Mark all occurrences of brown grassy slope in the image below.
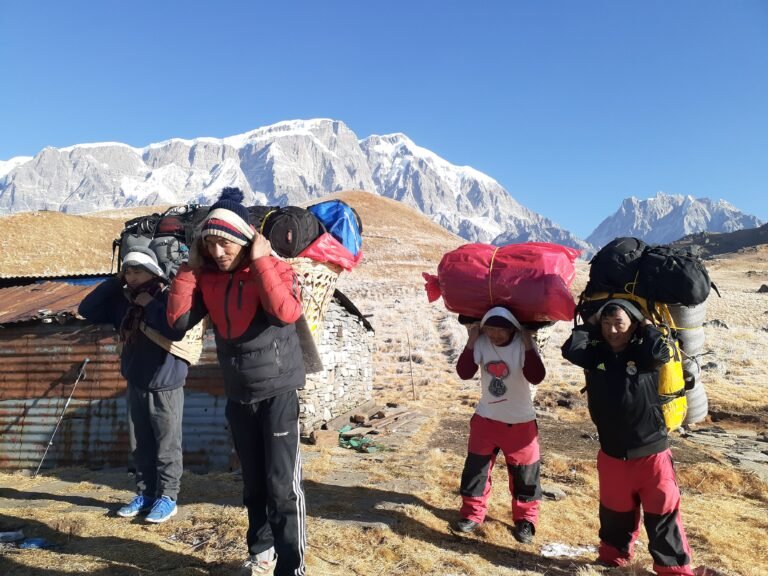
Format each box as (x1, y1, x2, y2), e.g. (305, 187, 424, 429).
(0, 190, 461, 278)
(0, 193, 766, 576)
(0, 211, 124, 276)
(695, 246, 768, 415)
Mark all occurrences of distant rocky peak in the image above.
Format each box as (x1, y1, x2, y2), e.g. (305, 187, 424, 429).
(588, 191, 762, 247)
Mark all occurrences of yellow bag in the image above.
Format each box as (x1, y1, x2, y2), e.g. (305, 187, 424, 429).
(657, 336, 687, 431)
(577, 291, 687, 431)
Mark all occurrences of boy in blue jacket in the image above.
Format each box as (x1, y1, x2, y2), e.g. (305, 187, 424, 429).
(78, 247, 187, 523)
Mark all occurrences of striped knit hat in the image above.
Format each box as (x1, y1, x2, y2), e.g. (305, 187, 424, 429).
(201, 187, 255, 246)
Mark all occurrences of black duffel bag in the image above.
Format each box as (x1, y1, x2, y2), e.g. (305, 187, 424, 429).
(634, 245, 712, 306)
(261, 206, 323, 258)
(248, 204, 279, 230)
(585, 237, 649, 295)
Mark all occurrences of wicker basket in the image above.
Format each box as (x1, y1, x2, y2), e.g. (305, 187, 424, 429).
(140, 316, 208, 365)
(287, 257, 343, 343)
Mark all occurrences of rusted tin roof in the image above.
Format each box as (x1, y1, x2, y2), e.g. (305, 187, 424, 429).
(0, 270, 113, 280)
(0, 322, 231, 472)
(0, 289, 369, 472)
(0, 282, 97, 325)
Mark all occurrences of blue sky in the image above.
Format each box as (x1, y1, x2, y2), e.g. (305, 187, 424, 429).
(1, 0, 766, 238)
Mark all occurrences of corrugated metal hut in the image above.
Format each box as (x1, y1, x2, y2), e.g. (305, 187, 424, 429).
(0, 277, 374, 473)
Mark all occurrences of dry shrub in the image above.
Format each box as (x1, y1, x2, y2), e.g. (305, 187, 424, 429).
(541, 454, 594, 487)
(168, 506, 246, 564)
(52, 515, 89, 538)
(678, 462, 768, 502)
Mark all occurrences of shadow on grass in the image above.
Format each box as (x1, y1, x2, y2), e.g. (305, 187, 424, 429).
(0, 477, 597, 574)
(0, 467, 243, 510)
(0, 487, 110, 511)
(304, 479, 592, 575)
(0, 512, 216, 576)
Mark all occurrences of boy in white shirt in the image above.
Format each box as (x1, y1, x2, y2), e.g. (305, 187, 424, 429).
(452, 306, 545, 544)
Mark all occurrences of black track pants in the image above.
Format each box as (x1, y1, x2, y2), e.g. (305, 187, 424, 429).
(226, 390, 306, 576)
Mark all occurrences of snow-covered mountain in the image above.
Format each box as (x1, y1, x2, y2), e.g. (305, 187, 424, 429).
(587, 192, 763, 249)
(359, 133, 592, 251)
(0, 119, 588, 251)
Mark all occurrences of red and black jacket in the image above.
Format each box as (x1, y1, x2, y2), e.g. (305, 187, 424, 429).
(167, 256, 304, 404)
(561, 324, 671, 459)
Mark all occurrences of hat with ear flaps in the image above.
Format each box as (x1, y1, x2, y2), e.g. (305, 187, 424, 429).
(597, 299, 646, 322)
(122, 246, 167, 280)
(201, 187, 255, 246)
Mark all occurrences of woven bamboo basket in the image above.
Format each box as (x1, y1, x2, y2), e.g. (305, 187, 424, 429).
(287, 257, 343, 343)
(139, 316, 208, 365)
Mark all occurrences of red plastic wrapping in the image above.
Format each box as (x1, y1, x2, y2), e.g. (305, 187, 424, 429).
(297, 232, 363, 271)
(423, 242, 580, 322)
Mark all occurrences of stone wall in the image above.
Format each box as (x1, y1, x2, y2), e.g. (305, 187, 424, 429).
(298, 299, 375, 436)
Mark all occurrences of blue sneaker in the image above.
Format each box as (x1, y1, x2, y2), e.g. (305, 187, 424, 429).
(116, 495, 155, 518)
(145, 496, 178, 523)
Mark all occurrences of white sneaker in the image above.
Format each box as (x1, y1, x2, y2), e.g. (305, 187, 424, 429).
(242, 548, 276, 575)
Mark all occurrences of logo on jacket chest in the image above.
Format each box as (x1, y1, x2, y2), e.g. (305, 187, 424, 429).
(485, 360, 510, 397)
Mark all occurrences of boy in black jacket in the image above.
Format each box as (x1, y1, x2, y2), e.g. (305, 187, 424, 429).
(78, 247, 187, 523)
(561, 299, 694, 575)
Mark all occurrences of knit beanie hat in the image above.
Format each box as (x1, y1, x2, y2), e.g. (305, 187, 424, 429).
(597, 299, 645, 322)
(201, 187, 255, 246)
(480, 306, 522, 331)
(122, 246, 166, 279)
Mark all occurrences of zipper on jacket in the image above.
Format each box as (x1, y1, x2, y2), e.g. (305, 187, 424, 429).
(224, 273, 234, 339)
(237, 280, 244, 310)
(274, 340, 282, 371)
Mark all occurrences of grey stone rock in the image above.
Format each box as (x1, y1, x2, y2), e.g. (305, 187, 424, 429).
(541, 485, 567, 501)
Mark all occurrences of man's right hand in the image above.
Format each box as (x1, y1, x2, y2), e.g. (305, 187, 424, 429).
(250, 231, 272, 261)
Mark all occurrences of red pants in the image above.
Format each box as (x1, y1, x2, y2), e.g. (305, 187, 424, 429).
(459, 415, 540, 525)
(597, 449, 693, 575)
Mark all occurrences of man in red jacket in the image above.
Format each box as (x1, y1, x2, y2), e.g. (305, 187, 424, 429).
(167, 188, 306, 576)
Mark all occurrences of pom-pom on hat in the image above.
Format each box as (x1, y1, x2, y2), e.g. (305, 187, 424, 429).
(480, 306, 522, 331)
(122, 246, 166, 280)
(201, 187, 255, 247)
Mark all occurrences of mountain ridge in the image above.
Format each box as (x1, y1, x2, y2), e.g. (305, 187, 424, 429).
(0, 119, 590, 253)
(587, 191, 762, 247)
(1, 119, 761, 254)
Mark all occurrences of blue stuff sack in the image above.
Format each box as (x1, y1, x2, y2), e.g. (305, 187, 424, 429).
(307, 200, 363, 257)
(19, 538, 52, 549)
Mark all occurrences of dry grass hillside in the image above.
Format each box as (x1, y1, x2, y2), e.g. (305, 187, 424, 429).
(1, 192, 766, 576)
(0, 191, 460, 278)
(0, 211, 124, 276)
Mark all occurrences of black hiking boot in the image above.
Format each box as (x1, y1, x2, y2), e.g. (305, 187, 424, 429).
(512, 520, 534, 544)
(451, 518, 480, 533)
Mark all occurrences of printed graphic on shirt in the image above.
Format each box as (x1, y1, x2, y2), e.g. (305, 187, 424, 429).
(485, 360, 510, 397)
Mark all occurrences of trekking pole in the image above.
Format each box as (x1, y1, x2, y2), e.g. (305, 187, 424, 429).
(405, 328, 416, 400)
(33, 358, 90, 478)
